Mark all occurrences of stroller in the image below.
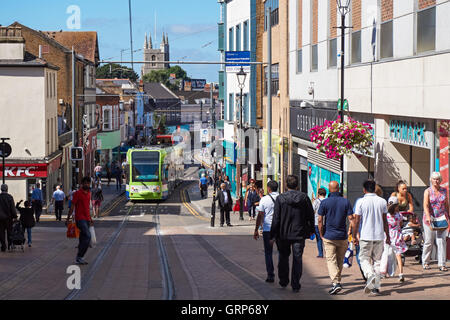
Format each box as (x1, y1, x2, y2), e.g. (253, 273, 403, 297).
(399, 212, 423, 265)
(9, 221, 25, 252)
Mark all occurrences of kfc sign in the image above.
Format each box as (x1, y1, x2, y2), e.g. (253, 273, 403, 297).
(0, 164, 48, 178)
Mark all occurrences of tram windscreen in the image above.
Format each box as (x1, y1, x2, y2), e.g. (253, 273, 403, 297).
(131, 151, 160, 182)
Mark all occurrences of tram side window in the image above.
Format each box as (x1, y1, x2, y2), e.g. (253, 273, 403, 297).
(125, 164, 130, 184)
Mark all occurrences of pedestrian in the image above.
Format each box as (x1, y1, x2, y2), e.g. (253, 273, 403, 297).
(199, 174, 209, 199)
(215, 183, 233, 227)
(52, 185, 65, 221)
(312, 188, 326, 258)
(106, 164, 112, 187)
(15, 200, 35, 247)
(223, 175, 231, 192)
(386, 196, 407, 282)
(353, 180, 391, 296)
(318, 181, 355, 295)
(91, 182, 104, 219)
(31, 182, 43, 223)
(270, 175, 315, 293)
(254, 180, 279, 283)
(422, 172, 449, 272)
(94, 163, 102, 183)
(246, 184, 260, 221)
(115, 165, 123, 191)
(66, 177, 94, 265)
(198, 165, 206, 179)
(0, 185, 18, 252)
(391, 181, 414, 213)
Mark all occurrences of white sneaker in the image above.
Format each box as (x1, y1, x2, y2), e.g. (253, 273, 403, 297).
(364, 275, 376, 294)
(76, 257, 88, 265)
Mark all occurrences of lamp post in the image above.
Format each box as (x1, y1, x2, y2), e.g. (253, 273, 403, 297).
(236, 67, 247, 221)
(336, 0, 351, 195)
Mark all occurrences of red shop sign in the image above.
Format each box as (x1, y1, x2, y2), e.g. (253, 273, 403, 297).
(0, 164, 48, 178)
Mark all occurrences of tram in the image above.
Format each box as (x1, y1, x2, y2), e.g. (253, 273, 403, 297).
(125, 145, 184, 201)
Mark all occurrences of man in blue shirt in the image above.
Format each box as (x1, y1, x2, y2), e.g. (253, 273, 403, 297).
(31, 183, 43, 223)
(199, 174, 209, 199)
(52, 185, 66, 221)
(318, 181, 355, 295)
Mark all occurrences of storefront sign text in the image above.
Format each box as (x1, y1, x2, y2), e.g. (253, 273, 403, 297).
(389, 120, 430, 148)
(0, 164, 48, 178)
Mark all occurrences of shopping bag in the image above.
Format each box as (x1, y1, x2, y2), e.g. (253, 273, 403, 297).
(48, 204, 54, 213)
(244, 203, 249, 212)
(233, 202, 240, 212)
(343, 242, 354, 268)
(380, 244, 389, 275)
(66, 221, 80, 239)
(386, 245, 397, 277)
(89, 226, 97, 247)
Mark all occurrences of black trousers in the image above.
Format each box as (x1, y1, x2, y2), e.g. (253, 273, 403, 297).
(0, 219, 12, 251)
(55, 201, 64, 221)
(32, 201, 42, 222)
(220, 208, 231, 226)
(276, 239, 305, 290)
(200, 185, 208, 198)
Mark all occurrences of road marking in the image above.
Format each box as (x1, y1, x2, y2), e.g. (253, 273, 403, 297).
(180, 185, 209, 222)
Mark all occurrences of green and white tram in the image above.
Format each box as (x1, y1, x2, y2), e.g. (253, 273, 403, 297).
(125, 145, 184, 201)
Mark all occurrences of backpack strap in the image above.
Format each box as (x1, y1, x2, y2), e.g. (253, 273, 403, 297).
(268, 194, 276, 204)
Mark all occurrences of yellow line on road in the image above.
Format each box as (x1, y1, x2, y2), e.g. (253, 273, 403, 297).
(180, 185, 209, 222)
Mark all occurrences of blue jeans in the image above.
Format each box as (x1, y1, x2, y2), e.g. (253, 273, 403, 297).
(76, 220, 91, 259)
(314, 226, 323, 257)
(263, 232, 275, 279)
(26, 227, 32, 245)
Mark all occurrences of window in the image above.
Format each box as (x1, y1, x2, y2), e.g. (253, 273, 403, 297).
(132, 151, 160, 182)
(152, 55, 156, 67)
(265, 64, 279, 96)
(351, 31, 361, 64)
(264, 0, 279, 31)
(229, 27, 234, 51)
(297, 49, 303, 73)
(328, 38, 337, 68)
(103, 107, 112, 131)
(311, 44, 318, 71)
(243, 21, 249, 51)
(417, 6, 436, 53)
(236, 24, 241, 51)
(380, 21, 393, 59)
(243, 94, 249, 124)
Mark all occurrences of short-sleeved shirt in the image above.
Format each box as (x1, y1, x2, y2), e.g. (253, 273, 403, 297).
(200, 177, 208, 185)
(318, 192, 353, 240)
(31, 188, 43, 202)
(354, 193, 387, 241)
(53, 190, 65, 202)
(256, 192, 279, 232)
(72, 189, 91, 221)
(313, 198, 324, 226)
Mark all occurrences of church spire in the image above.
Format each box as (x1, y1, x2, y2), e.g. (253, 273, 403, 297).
(149, 33, 153, 49)
(144, 33, 148, 49)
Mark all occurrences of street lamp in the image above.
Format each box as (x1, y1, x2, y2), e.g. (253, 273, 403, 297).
(236, 67, 247, 221)
(336, 0, 351, 196)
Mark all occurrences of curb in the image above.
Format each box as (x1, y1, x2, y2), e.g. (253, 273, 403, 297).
(100, 192, 126, 217)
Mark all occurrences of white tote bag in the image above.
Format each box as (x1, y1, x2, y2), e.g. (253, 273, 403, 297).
(89, 226, 97, 247)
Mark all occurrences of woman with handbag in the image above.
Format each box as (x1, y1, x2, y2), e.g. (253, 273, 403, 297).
(422, 172, 449, 272)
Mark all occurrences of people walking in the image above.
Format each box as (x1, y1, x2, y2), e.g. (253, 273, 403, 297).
(31, 183, 43, 223)
(66, 177, 93, 265)
(254, 180, 279, 283)
(312, 188, 326, 258)
(391, 181, 414, 213)
(0, 185, 18, 252)
(16, 200, 35, 247)
(106, 164, 112, 187)
(246, 185, 260, 221)
(353, 180, 391, 296)
(318, 181, 355, 295)
(386, 196, 408, 282)
(52, 185, 65, 221)
(199, 174, 209, 199)
(270, 175, 315, 293)
(198, 165, 206, 179)
(91, 182, 104, 219)
(94, 163, 103, 183)
(422, 172, 449, 272)
(115, 165, 123, 191)
(223, 176, 231, 192)
(215, 183, 233, 227)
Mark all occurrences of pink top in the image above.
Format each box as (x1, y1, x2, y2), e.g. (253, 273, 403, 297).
(424, 187, 448, 226)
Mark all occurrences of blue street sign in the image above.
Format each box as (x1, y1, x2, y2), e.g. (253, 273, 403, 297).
(225, 51, 251, 72)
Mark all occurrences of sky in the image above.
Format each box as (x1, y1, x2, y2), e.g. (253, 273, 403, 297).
(0, 0, 220, 82)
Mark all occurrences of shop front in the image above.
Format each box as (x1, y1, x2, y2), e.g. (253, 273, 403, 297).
(223, 139, 237, 197)
(290, 104, 339, 196)
(97, 130, 121, 168)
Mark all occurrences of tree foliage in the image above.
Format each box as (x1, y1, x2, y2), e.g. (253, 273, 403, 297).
(96, 63, 139, 82)
(142, 66, 190, 91)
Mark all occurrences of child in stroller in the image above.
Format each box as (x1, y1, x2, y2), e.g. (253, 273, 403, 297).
(400, 212, 423, 263)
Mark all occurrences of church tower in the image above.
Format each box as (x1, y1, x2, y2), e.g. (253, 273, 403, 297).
(142, 32, 169, 78)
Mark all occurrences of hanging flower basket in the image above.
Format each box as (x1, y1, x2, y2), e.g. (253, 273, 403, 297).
(309, 117, 374, 160)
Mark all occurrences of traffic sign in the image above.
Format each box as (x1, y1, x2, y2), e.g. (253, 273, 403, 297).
(0, 142, 12, 158)
(225, 51, 251, 73)
(70, 147, 84, 161)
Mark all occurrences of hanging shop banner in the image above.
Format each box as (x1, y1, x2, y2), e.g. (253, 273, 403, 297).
(290, 107, 338, 141)
(389, 119, 433, 149)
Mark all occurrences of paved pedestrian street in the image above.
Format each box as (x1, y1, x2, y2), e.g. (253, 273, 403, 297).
(0, 167, 448, 301)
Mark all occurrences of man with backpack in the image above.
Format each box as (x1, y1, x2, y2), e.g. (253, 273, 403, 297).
(0, 184, 18, 252)
(270, 175, 315, 293)
(254, 180, 279, 283)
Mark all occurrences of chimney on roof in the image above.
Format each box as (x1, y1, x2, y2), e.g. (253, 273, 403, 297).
(0, 26, 25, 60)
